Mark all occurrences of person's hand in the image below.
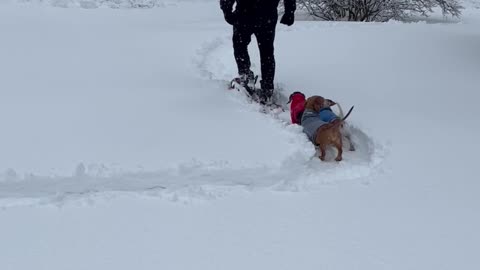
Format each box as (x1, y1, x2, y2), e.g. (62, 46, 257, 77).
(280, 11, 294, 26)
(224, 11, 237, 25)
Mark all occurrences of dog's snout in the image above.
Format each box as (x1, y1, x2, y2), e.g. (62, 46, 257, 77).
(325, 99, 336, 107)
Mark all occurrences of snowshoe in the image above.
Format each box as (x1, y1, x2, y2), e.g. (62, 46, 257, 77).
(229, 75, 285, 114)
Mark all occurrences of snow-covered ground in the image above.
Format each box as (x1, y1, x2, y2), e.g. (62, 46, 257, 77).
(1, 0, 479, 269)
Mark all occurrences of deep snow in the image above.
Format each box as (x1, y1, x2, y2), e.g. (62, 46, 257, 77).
(0, 0, 479, 269)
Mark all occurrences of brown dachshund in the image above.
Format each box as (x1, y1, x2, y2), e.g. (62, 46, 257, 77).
(317, 97, 356, 152)
(304, 96, 354, 161)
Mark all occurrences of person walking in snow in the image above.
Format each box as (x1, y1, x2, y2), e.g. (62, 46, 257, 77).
(220, 0, 296, 104)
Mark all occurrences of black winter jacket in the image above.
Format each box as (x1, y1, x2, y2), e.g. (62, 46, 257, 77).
(220, 0, 296, 22)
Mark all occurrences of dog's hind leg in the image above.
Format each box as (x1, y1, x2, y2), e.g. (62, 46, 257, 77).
(318, 145, 327, 161)
(334, 139, 343, 162)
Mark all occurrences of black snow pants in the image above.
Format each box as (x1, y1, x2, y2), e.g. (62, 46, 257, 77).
(233, 19, 277, 90)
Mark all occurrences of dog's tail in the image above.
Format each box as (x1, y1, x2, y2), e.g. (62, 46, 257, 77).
(324, 106, 354, 130)
(336, 102, 354, 120)
(316, 105, 354, 135)
(341, 106, 354, 121)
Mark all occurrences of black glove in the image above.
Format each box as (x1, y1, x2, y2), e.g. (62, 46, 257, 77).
(280, 11, 295, 26)
(223, 11, 237, 26)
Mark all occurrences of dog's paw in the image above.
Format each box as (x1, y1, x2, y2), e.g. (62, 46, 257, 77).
(335, 156, 343, 162)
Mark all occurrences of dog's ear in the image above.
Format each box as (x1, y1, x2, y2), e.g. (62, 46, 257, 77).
(313, 96, 325, 112)
(304, 97, 312, 110)
(304, 97, 316, 111)
(314, 101, 321, 112)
